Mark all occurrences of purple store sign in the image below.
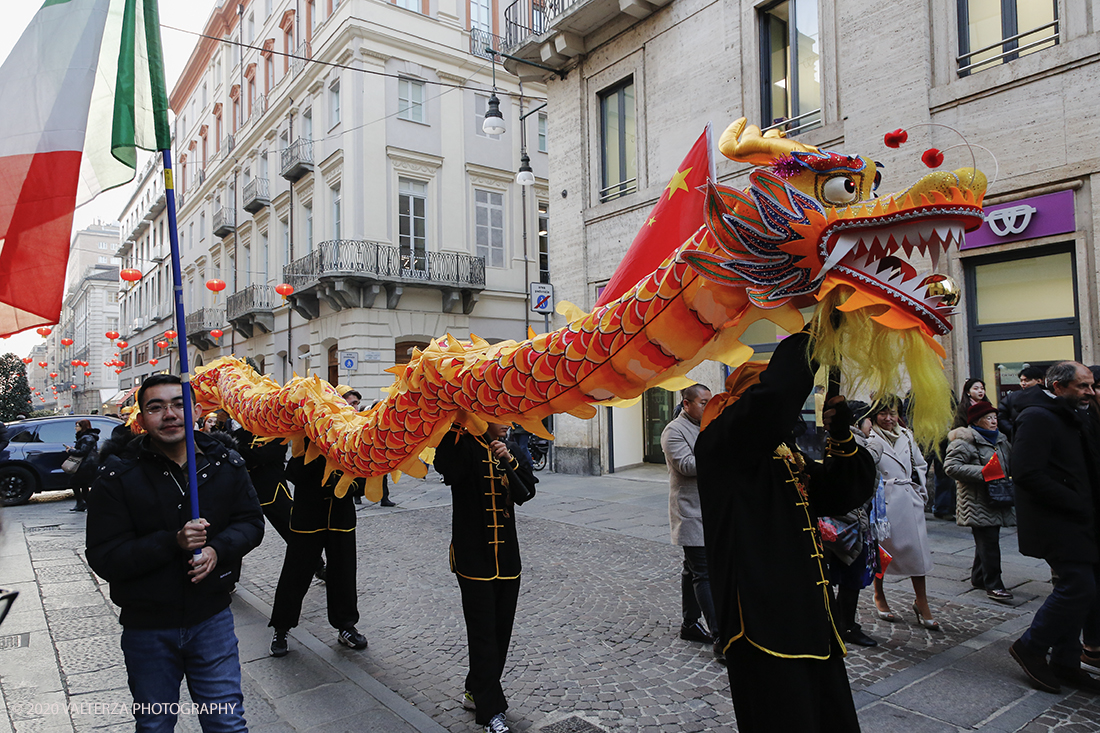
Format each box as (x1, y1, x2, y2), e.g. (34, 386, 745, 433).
(962, 189, 1076, 250)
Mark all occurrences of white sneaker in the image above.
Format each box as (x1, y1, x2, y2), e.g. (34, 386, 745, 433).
(462, 691, 476, 711)
(485, 713, 510, 733)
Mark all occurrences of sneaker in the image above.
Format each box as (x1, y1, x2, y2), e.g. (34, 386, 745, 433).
(1051, 663, 1100, 693)
(679, 620, 712, 644)
(1010, 639, 1061, 693)
(1083, 648, 1100, 675)
(337, 627, 368, 650)
(270, 628, 289, 657)
(462, 691, 476, 711)
(485, 713, 510, 733)
(986, 589, 1014, 602)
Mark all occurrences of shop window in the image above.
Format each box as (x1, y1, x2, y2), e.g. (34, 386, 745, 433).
(598, 78, 636, 202)
(957, 0, 1058, 76)
(965, 247, 1079, 404)
(760, 0, 821, 134)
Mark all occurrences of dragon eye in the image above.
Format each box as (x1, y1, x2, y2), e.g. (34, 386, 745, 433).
(822, 176, 860, 205)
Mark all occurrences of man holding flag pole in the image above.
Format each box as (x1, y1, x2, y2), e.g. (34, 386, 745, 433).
(0, 1, 265, 729)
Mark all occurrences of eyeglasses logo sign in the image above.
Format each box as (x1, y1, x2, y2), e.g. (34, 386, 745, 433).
(986, 204, 1037, 237)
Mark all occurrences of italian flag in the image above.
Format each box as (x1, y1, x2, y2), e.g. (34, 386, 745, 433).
(0, 0, 170, 338)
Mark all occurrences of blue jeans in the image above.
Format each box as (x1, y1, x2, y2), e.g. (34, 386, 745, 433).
(120, 607, 247, 733)
(1021, 561, 1100, 668)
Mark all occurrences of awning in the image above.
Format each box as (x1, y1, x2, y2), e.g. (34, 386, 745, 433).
(106, 385, 140, 406)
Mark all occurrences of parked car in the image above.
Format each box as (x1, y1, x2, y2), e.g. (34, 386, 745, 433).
(0, 415, 124, 506)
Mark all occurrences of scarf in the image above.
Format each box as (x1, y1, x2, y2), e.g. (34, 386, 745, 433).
(972, 425, 999, 445)
(871, 423, 903, 446)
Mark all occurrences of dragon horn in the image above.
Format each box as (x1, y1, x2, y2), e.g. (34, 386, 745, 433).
(718, 117, 819, 165)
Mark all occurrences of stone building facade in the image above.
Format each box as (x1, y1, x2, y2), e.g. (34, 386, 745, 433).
(503, 0, 1085, 473)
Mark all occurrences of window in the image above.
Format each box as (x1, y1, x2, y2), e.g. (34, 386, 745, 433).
(538, 201, 549, 283)
(331, 185, 342, 240)
(243, 244, 251, 287)
(247, 13, 255, 43)
(398, 78, 425, 123)
(260, 149, 269, 180)
(200, 212, 206, 241)
(201, 82, 207, 109)
(309, 0, 319, 35)
(538, 112, 548, 153)
(260, 231, 269, 282)
(598, 78, 636, 202)
(958, 0, 1057, 75)
(281, 217, 290, 267)
(98, 255, 110, 264)
(188, 222, 194, 250)
(398, 178, 427, 271)
(474, 189, 504, 268)
(303, 108, 313, 140)
(304, 203, 313, 251)
(265, 0, 272, 18)
(248, 79, 256, 116)
(329, 80, 341, 127)
(475, 94, 501, 139)
(98, 241, 111, 250)
(761, 0, 821, 134)
(395, 0, 421, 11)
(265, 56, 274, 93)
(470, 0, 491, 32)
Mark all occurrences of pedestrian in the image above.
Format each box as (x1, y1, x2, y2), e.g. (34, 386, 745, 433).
(866, 399, 939, 631)
(997, 366, 1045, 439)
(695, 327, 876, 733)
(1008, 361, 1100, 694)
(660, 384, 723, 661)
(64, 419, 99, 512)
(434, 422, 537, 733)
(85, 374, 264, 732)
(953, 377, 990, 428)
(944, 400, 1015, 602)
(268, 385, 369, 657)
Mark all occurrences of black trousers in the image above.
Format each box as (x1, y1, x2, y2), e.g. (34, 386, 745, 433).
(971, 525, 1004, 591)
(457, 575, 519, 725)
(726, 637, 861, 733)
(681, 546, 716, 633)
(269, 528, 358, 631)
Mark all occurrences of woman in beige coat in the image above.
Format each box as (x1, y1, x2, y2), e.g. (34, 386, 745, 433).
(865, 400, 940, 630)
(944, 400, 1015, 602)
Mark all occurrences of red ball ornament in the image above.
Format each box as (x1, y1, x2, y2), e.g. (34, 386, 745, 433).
(116, 340, 128, 349)
(164, 330, 177, 340)
(120, 268, 142, 282)
(49, 372, 58, 378)
(884, 129, 908, 148)
(84, 370, 92, 376)
(210, 328, 223, 338)
(60, 337, 73, 346)
(275, 283, 294, 297)
(206, 278, 227, 293)
(921, 148, 945, 168)
(105, 330, 120, 340)
(36, 326, 53, 337)
(149, 358, 159, 366)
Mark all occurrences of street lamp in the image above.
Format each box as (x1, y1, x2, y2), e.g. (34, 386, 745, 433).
(483, 94, 506, 136)
(515, 152, 535, 186)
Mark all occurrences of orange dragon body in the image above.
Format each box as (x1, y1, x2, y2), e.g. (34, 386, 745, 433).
(192, 118, 987, 499)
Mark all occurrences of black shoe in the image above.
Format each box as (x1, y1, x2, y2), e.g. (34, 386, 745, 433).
(353, 495, 362, 504)
(844, 627, 879, 647)
(70, 503, 86, 512)
(680, 620, 712, 644)
(380, 499, 396, 507)
(1010, 639, 1061, 693)
(270, 628, 289, 657)
(933, 513, 955, 521)
(987, 588, 1014, 602)
(337, 627, 368, 650)
(713, 642, 727, 665)
(1052, 664, 1100, 693)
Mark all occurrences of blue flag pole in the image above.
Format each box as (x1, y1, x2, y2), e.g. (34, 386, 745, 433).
(160, 149, 202, 540)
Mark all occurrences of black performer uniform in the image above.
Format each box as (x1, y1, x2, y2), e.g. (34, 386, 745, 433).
(269, 443, 361, 632)
(696, 330, 876, 733)
(233, 426, 292, 541)
(434, 428, 537, 726)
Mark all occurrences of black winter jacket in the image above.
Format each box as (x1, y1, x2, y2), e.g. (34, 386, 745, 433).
(86, 431, 264, 628)
(1011, 388, 1100, 563)
(67, 428, 100, 485)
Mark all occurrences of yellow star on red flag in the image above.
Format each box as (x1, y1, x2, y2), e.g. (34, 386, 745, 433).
(665, 166, 693, 198)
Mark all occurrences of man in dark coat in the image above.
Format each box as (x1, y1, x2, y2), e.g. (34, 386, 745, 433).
(86, 374, 264, 732)
(695, 329, 877, 733)
(435, 422, 537, 733)
(997, 365, 1044, 439)
(1009, 361, 1100, 694)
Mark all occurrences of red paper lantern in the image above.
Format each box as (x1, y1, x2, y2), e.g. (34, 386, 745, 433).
(115, 369, 122, 374)
(60, 338, 73, 346)
(105, 330, 120, 340)
(210, 329, 223, 338)
(120, 268, 142, 282)
(84, 371, 92, 376)
(63, 405, 70, 408)
(156, 340, 169, 349)
(206, 278, 227, 293)
(36, 326, 52, 337)
(80, 360, 89, 367)
(275, 283, 294, 297)
(22, 357, 32, 364)
(38, 361, 47, 368)
(149, 358, 159, 366)
(69, 386, 76, 390)
(49, 372, 58, 378)
(71, 360, 79, 366)
(164, 330, 177, 340)
(116, 340, 128, 348)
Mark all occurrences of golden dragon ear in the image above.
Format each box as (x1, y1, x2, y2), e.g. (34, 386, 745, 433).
(718, 117, 819, 165)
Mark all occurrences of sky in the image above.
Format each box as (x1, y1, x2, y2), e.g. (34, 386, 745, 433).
(0, 0, 218, 358)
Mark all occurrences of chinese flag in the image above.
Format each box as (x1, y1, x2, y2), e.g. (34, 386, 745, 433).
(981, 453, 1007, 481)
(595, 125, 714, 307)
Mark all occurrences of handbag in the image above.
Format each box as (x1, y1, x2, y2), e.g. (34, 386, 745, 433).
(61, 455, 83, 474)
(985, 477, 1015, 507)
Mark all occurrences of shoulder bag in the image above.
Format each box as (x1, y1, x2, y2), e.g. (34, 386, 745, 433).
(61, 455, 83, 474)
(985, 477, 1015, 507)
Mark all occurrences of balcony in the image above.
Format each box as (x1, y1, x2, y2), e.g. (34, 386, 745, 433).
(226, 284, 279, 338)
(291, 41, 312, 79)
(243, 178, 271, 213)
(175, 189, 185, 210)
(470, 27, 504, 61)
(212, 207, 236, 238)
(281, 138, 314, 182)
(502, 0, 671, 77)
(282, 239, 486, 320)
(184, 306, 226, 351)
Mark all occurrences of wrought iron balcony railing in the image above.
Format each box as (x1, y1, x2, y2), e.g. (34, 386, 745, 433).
(283, 239, 486, 290)
(227, 283, 279, 321)
(242, 177, 271, 213)
(280, 137, 314, 181)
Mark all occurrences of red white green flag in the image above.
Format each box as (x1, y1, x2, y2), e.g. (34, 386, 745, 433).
(595, 125, 715, 308)
(0, 0, 171, 338)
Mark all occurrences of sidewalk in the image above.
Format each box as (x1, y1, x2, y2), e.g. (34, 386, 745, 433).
(1, 465, 1098, 732)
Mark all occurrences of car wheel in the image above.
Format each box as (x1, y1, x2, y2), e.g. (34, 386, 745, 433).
(0, 465, 36, 506)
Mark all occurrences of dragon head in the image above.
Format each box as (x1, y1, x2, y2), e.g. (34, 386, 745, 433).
(682, 118, 986, 356)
